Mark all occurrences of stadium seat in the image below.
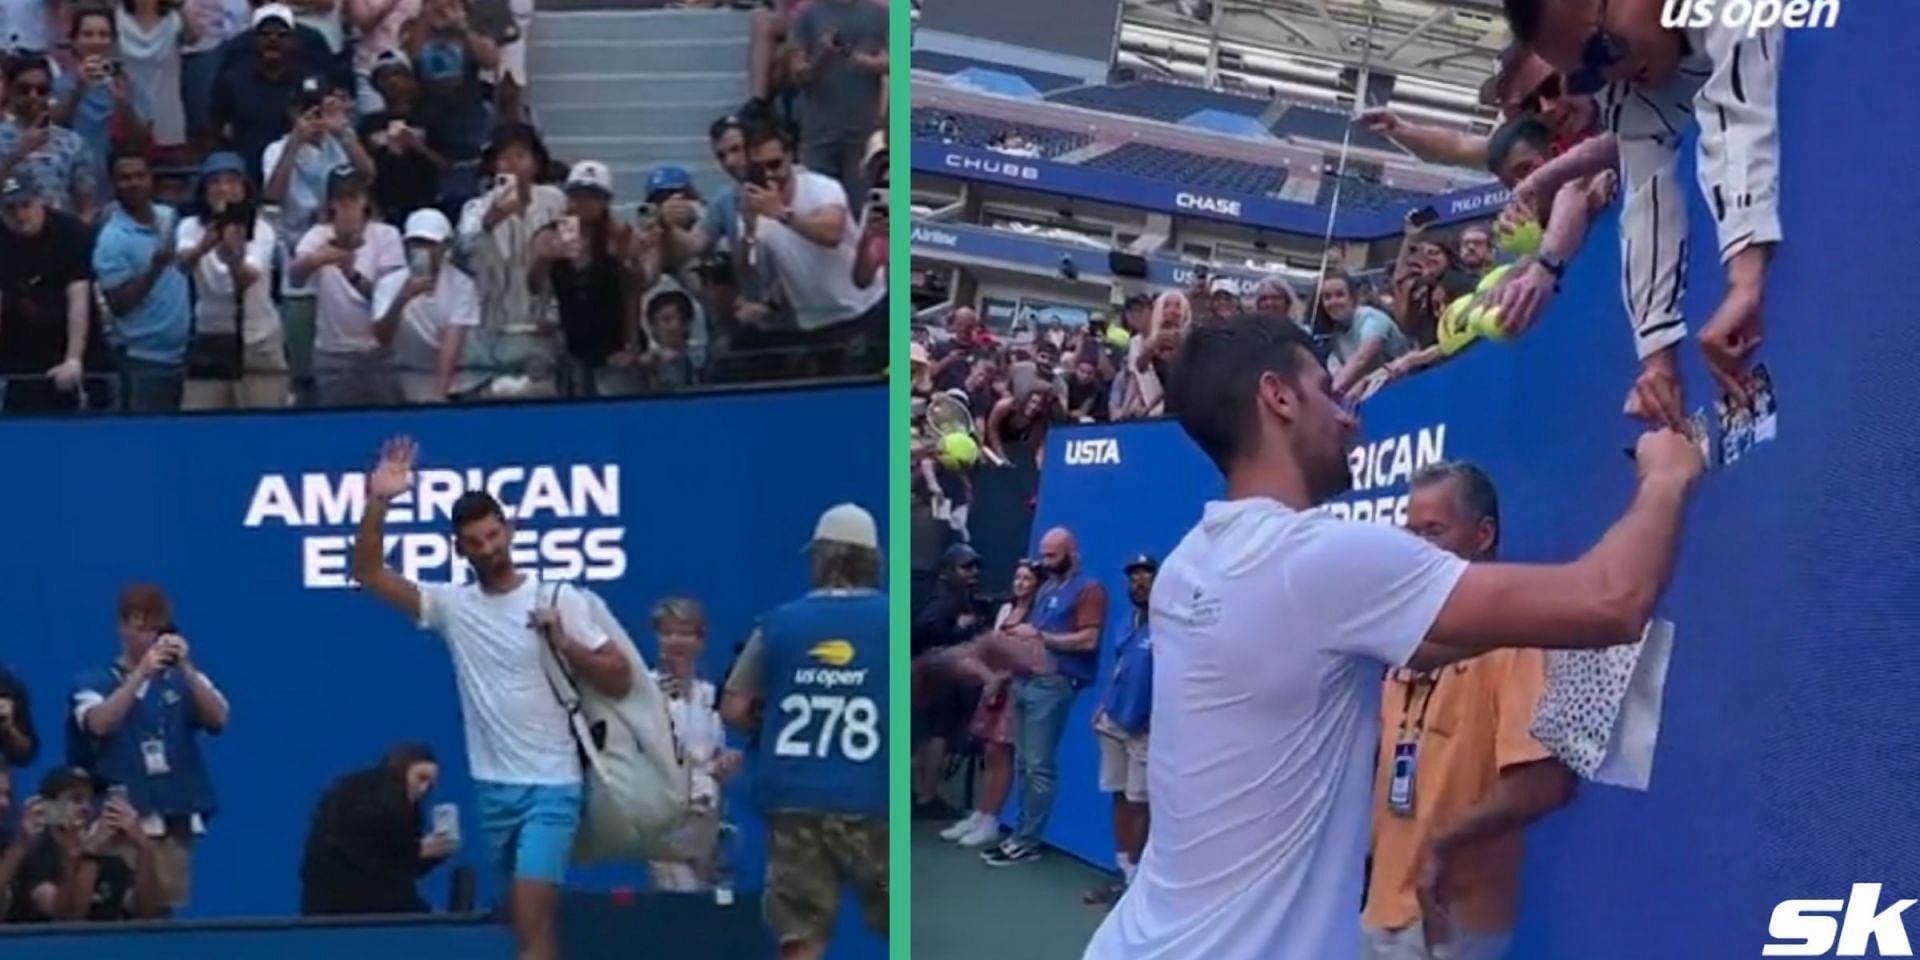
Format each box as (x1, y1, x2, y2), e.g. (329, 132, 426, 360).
(909, 108, 1094, 159)
(1082, 143, 1288, 196)
(910, 50, 1083, 93)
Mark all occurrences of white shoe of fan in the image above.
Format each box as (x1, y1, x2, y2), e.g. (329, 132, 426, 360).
(940, 812, 983, 841)
(958, 815, 1002, 848)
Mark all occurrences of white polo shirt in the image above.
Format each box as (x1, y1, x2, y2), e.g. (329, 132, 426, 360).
(1084, 498, 1465, 960)
(417, 576, 609, 786)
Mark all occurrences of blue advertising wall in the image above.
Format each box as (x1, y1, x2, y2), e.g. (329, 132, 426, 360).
(1027, 9, 1920, 958)
(0, 385, 886, 958)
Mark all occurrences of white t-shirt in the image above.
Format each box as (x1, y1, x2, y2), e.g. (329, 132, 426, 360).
(418, 576, 610, 786)
(261, 134, 351, 296)
(1083, 499, 1466, 960)
(176, 215, 280, 343)
(756, 168, 885, 331)
(296, 221, 405, 353)
(371, 263, 479, 385)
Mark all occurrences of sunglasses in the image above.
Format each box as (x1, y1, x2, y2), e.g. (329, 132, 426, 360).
(1518, 74, 1563, 116)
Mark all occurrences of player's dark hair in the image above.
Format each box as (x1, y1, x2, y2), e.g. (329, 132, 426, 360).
(1412, 461, 1502, 552)
(1502, 0, 1547, 43)
(450, 491, 506, 535)
(1487, 117, 1553, 175)
(1166, 313, 1322, 476)
(811, 542, 882, 589)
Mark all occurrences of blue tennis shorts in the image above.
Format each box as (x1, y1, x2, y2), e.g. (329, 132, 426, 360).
(474, 781, 584, 884)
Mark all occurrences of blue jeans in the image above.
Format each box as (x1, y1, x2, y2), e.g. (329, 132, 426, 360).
(1012, 674, 1080, 845)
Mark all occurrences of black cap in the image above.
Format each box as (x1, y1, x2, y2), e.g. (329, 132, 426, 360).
(292, 74, 329, 111)
(942, 544, 982, 569)
(1123, 293, 1152, 310)
(0, 173, 34, 204)
(1123, 554, 1158, 573)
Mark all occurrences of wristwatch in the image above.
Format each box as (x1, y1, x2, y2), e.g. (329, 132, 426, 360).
(1536, 252, 1567, 289)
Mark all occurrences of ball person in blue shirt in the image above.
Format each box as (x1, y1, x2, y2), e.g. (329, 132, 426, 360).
(722, 504, 889, 960)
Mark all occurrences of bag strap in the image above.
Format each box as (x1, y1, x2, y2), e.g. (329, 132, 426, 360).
(537, 581, 608, 783)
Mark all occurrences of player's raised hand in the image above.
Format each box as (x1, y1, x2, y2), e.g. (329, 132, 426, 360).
(369, 436, 418, 498)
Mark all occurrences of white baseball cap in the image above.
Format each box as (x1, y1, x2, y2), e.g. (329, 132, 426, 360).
(252, 3, 295, 29)
(811, 504, 879, 550)
(403, 209, 452, 244)
(565, 160, 614, 195)
(1209, 277, 1238, 295)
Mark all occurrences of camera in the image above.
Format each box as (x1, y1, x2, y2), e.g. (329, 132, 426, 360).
(214, 199, 256, 232)
(746, 163, 771, 189)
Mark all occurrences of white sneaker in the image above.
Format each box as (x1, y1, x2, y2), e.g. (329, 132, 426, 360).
(958, 814, 1002, 848)
(939, 812, 982, 841)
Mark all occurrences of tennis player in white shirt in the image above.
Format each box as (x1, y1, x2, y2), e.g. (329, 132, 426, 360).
(1082, 315, 1704, 960)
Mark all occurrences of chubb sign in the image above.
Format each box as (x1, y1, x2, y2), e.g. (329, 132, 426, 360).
(243, 464, 629, 589)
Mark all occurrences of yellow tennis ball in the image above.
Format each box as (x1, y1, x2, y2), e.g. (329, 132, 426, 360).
(1498, 219, 1543, 257)
(1469, 304, 1509, 341)
(1477, 262, 1514, 295)
(1105, 325, 1132, 349)
(938, 432, 980, 469)
(1436, 295, 1480, 356)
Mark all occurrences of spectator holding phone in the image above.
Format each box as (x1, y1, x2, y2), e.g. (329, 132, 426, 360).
(457, 121, 566, 398)
(533, 160, 643, 397)
(51, 9, 154, 198)
(8, 769, 166, 922)
(0, 54, 100, 217)
(294, 167, 405, 407)
(299, 743, 456, 915)
(209, 4, 348, 183)
(358, 51, 443, 225)
(372, 208, 476, 403)
(176, 151, 289, 410)
(69, 583, 229, 913)
(646, 598, 743, 893)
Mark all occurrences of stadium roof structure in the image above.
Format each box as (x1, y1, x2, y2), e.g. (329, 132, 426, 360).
(1117, 0, 1511, 131)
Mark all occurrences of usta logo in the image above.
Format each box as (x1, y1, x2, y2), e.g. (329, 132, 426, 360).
(1064, 438, 1121, 466)
(1766, 884, 1916, 956)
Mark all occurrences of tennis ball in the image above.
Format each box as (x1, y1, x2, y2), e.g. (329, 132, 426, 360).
(1105, 325, 1132, 350)
(1468, 304, 1509, 341)
(938, 432, 980, 469)
(1436, 295, 1479, 356)
(1476, 262, 1514, 295)
(1498, 219, 1543, 257)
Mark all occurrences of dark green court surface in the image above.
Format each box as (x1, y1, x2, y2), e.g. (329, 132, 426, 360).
(910, 821, 1112, 960)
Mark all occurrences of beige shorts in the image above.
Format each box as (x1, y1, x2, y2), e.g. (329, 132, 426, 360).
(1097, 732, 1148, 803)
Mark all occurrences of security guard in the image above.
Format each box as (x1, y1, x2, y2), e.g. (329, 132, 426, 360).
(722, 503, 889, 960)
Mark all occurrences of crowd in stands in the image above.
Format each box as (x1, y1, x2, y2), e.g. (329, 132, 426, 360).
(909, 1, 1785, 942)
(0, 0, 889, 415)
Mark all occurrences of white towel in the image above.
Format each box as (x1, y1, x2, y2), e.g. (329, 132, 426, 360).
(1530, 619, 1676, 791)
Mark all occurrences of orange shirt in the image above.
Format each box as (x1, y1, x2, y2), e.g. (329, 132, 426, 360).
(1363, 649, 1552, 934)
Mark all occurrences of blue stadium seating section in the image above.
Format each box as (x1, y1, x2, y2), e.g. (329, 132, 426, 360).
(1317, 175, 1429, 210)
(1049, 80, 1267, 125)
(909, 50, 1084, 93)
(1082, 142, 1289, 196)
(910, 108, 1093, 159)
(1271, 105, 1405, 154)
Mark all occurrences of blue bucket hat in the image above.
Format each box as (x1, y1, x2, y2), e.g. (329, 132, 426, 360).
(644, 164, 693, 200)
(193, 152, 250, 208)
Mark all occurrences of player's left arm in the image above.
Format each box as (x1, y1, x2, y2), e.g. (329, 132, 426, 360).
(1037, 581, 1106, 653)
(1428, 651, 1575, 855)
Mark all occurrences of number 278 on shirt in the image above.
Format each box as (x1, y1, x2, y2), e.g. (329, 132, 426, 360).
(774, 694, 881, 763)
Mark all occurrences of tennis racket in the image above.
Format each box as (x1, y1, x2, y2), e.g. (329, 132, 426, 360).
(926, 391, 1007, 467)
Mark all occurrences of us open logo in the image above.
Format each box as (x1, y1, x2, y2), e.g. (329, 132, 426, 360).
(1661, 0, 1840, 37)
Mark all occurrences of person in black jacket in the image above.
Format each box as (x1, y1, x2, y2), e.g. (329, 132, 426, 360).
(299, 743, 454, 915)
(910, 544, 990, 818)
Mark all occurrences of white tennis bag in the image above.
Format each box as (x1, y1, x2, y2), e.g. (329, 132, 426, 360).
(539, 584, 693, 864)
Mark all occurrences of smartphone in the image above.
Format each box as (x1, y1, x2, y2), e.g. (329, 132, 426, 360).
(106, 785, 129, 809)
(557, 215, 581, 247)
(746, 163, 770, 189)
(42, 801, 71, 828)
(636, 202, 655, 222)
(432, 803, 460, 843)
(407, 246, 433, 278)
(864, 187, 887, 221)
(494, 173, 514, 194)
(1407, 205, 1441, 228)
